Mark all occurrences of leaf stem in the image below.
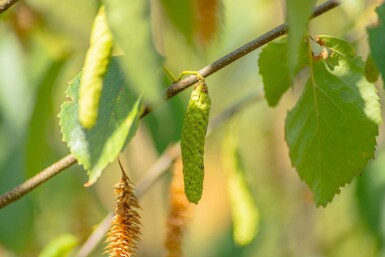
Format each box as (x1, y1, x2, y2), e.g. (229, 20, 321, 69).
(0, 0, 340, 209)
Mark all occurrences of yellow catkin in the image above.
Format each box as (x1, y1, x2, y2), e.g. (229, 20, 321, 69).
(79, 5, 113, 129)
(165, 158, 191, 257)
(105, 164, 142, 257)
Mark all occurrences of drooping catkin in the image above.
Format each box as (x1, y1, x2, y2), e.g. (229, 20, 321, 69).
(180, 81, 211, 204)
(105, 162, 142, 257)
(165, 158, 191, 257)
(194, 0, 222, 45)
(79, 5, 113, 129)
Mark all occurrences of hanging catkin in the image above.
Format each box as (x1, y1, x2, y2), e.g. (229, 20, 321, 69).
(180, 81, 211, 204)
(105, 161, 142, 257)
(165, 158, 191, 257)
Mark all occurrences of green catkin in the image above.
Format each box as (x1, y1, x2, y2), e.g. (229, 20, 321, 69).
(181, 81, 211, 204)
(79, 5, 113, 129)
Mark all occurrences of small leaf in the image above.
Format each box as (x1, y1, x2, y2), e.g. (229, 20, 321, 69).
(285, 36, 382, 206)
(59, 58, 142, 186)
(103, 0, 163, 101)
(79, 6, 113, 129)
(365, 53, 380, 83)
(258, 37, 308, 106)
(39, 234, 78, 257)
(286, 0, 316, 78)
(367, 3, 385, 85)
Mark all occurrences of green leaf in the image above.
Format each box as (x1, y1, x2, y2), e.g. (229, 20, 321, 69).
(160, 0, 195, 43)
(39, 234, 78, 257)
(285, 36, 382, 206)
(258, 37, 308, 106)
(286, 0, 316, 78)
(367, 3, 385, 85)
(59, 58, 142, 186)
(103, 0, 163, 101)
(365, 53, 380, 83)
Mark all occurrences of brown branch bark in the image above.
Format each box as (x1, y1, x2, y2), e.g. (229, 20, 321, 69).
(141, 0, 340, 117)
(0, 0, 20, 14)
(0, 0, 340, 209)
(0, 154, 77, 208)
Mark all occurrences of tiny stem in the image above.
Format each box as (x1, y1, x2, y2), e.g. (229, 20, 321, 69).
(177, 71, 205, 83)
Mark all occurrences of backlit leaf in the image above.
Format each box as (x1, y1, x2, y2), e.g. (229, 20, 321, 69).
(59, 58, 142, 186)
(285, 36, 382, 206)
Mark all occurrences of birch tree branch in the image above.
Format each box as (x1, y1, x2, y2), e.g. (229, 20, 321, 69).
(0, 0, 340, 209)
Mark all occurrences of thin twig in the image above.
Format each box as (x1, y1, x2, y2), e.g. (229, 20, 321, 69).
(0, 154, 77, 208)
(140, 0, 340, 117)
(0, 0, 20, 14)
(0, 0, 340, 209)
(74, 91, 262, 257)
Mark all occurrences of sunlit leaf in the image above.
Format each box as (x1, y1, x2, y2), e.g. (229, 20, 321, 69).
(286, 0, 316, 78)
(258, 37, 308, 106)
(367, 3, 385, 85)
(59, 58, 142, 186)
(285, 36, 382, 206)
(103, 0, 163, 101)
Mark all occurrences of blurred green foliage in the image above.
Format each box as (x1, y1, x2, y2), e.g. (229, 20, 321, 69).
(0, 0, 384, 257)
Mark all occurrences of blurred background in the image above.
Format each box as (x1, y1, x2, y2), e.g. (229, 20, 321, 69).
(0, 0, 384, 256)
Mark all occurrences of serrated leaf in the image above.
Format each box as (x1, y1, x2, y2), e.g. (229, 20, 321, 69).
(368, 3, 385, 85)
(285, 35, 382, 206)
(258, 37, 308, 106)
(103, 0, 162, 101)
(59, 58, 142, 186)
(286, 0, 316, 78)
